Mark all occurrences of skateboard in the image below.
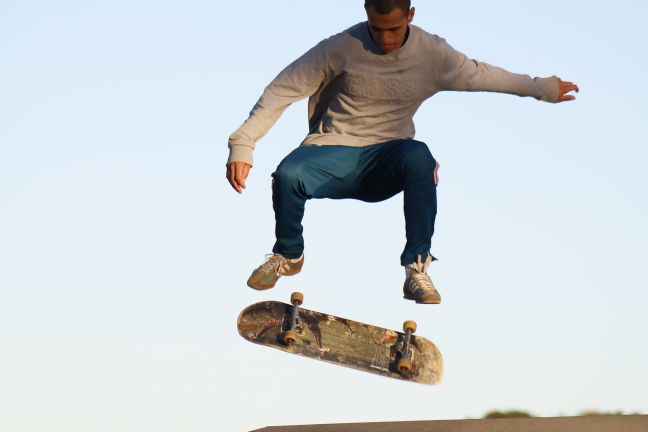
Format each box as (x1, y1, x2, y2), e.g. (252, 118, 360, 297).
(237, 292, 444, 385)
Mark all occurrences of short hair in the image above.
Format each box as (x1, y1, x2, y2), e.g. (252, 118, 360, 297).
(364, 0, 411, 15)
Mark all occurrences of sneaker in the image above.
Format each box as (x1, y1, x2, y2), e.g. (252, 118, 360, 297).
(247, 253, 304, 290)
(403, 255, 441, 304)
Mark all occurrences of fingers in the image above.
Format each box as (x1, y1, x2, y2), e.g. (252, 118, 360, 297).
(557, 78, 580, 103)
(434, 160, 440, 186)
(226, 162, 251, 194)
(226, 165, 242, 193)
(234, 163, 249, 192)
(558, 94, 577, 102)
(560, 80, 579, 92)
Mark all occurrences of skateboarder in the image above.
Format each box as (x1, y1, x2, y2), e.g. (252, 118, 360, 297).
(226, 0, 579, 303)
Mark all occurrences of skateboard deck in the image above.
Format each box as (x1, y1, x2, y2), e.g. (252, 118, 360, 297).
(237, 294, 444, 385)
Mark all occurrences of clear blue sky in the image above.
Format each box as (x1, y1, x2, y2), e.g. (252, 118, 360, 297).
(1, 1, 646, 431)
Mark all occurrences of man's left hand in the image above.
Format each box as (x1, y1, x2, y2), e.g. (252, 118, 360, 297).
(557, 78, 579, 102)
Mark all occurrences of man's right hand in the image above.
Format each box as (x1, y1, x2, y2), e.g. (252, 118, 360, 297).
(226, 161, 252, 193)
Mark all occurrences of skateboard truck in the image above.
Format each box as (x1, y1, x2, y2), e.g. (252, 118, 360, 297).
(282, 292, 304, 345)
(396, 320, 417, 374)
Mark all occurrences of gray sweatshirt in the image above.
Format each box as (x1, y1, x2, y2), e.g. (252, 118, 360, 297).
(228, 22, 559, 166)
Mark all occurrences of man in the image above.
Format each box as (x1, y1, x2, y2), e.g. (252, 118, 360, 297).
(226, 0, 578, 304)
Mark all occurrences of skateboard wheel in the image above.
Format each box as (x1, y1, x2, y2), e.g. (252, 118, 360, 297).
(397, 357, 412, 374)
(282, 329, 299, 345)
(403, 320, 417, 334)
(290, 292, 304, 306)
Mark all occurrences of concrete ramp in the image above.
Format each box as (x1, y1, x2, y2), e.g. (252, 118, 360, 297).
(251, 415, 647, 432)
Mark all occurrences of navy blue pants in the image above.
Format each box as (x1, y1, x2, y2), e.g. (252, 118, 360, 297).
(271, 139, 437, 266)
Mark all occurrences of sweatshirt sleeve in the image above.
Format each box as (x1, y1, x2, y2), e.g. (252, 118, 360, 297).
(227, 40, 339, 166)
(434, 38, 559, 103)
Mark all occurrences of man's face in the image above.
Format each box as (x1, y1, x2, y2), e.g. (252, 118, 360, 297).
(366, 6, 415, 54)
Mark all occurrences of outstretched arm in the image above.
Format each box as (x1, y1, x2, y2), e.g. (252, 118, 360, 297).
(435, 37, 578, 103)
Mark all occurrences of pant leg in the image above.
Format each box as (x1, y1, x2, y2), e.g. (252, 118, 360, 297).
(271, 145, 362, 259)
(354, 140, 438, 266)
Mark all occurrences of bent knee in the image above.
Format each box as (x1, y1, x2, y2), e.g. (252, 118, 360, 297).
(400, 140, 436, 171)
(272, 159, 308, 187)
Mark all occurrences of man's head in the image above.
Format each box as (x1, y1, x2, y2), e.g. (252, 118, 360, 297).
(364, 0, 411, 15)
(364, 0, 414, 54)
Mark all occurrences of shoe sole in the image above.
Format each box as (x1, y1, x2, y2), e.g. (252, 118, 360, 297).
(247, 267, 303, 291)
(403, 294, 441, 304)
(247, 281, 275, 290)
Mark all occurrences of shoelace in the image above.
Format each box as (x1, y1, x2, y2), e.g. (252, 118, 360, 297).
(410, 271, 434, 290)
(259, 254, 289, 276)
(408, 255, 434, 291)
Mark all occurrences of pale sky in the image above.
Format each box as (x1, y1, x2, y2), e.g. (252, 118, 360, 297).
(1, 1, 647, 431)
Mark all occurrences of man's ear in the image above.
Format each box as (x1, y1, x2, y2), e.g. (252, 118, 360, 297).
(407, 7, 415, 23)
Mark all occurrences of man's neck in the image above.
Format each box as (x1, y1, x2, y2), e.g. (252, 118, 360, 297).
(402, 25, 410, 47)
